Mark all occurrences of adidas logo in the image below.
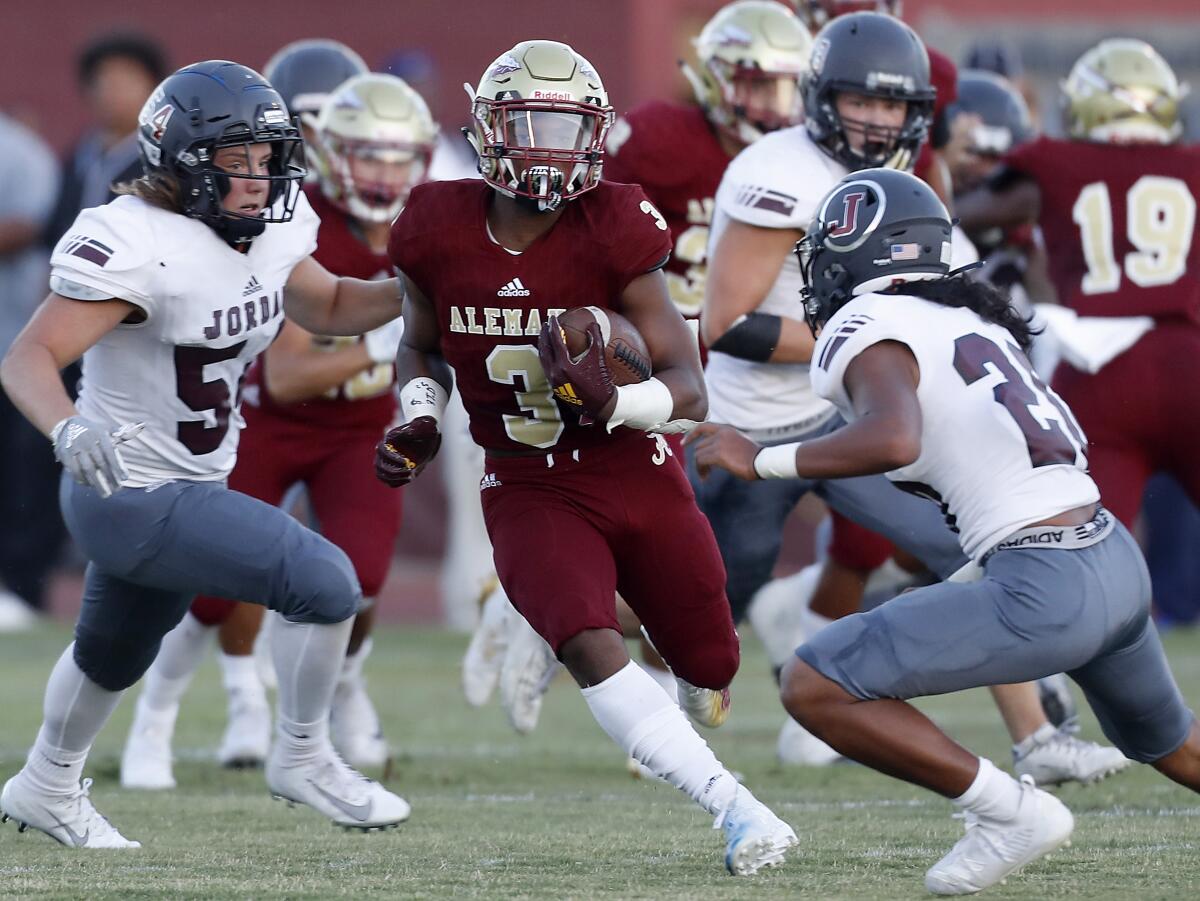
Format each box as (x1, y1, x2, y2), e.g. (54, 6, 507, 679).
(497, 277, 531, 297)
(480, 473, 503, 490)
(243, 275, 263, 297)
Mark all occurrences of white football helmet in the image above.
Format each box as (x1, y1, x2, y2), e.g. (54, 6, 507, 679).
(465, 40, 613, 212)
(313, 74, 438, 223)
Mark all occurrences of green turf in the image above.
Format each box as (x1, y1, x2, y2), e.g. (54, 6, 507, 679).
(1, 622, 1197, 899)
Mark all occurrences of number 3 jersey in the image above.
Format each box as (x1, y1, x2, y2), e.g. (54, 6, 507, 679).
(1002, 137, 1200, 322)
(810, 293, 1099, 561)
(388, 179, 672, 455)
(49, 193, 319, 486)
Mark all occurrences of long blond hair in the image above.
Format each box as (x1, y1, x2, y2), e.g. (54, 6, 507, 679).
(113, 173, 185, 214)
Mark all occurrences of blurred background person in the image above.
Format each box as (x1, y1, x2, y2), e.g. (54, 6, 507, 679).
(0, 111, 60, 628)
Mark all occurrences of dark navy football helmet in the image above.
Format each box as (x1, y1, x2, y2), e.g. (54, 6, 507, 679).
(949, 69, 1034, 156)
(803, 12, 935, 170)
(262, 39, 368, 116)
(796, 168, 952, 332)
(136, 60, 305, 244)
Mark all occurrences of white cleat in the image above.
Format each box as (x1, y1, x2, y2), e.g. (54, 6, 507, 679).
(332, 675, 388, 769)
(462, 583, 515, 707)
(776, 717, 841, 767)
(925, 775, 1074, 895)
(677, 679, 731, 729)
(715, 785, 798, 876)
(745, 566, 821, 670)
(0, 589, 37, 633)
(266, 747, 410, 831)
(498, 612, 560, 735)
(218, 693, 272, 769)
(1013, 724, 1131, 787)
(120, 700, 177, 790)
(1, 773, 141, 849)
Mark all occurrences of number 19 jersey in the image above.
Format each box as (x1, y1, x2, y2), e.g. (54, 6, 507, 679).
(49, 193, 319, 486)
(810, 293, 1099, 561)
(388, 180, 672, 455)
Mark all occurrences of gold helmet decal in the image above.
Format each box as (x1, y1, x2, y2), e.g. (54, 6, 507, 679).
(684, 0, 813, 145)
(314, 74, 438, 223)
(1063, 39, 1187, 145)
(465, 40, 613, 212)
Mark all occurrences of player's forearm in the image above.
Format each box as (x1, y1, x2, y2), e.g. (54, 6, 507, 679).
(0, 339, 79, 438)
(650, 365, 707, 423)
(778, 414, 920, 480)
(395, 343, 453, 397)
(285, 276, 401, 337)
(265, 343, 374, 404)
(704, 312, 815, 364)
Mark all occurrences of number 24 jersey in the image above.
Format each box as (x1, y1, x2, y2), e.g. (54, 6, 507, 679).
(810, 293, 1099, 561)
(50, 193, 319, 486)
(388, 179, 672, 455)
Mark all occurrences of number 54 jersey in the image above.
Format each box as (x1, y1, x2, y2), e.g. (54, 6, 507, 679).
(810, 293, 1099, 562)
(388, 179, 672, 454)
(49, 193, 319, 486)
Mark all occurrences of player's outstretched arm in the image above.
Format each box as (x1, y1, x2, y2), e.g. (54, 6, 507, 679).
(610, 268, 706, 426)
(955, 171, 1041, 235)
(0, 292, 138, 437)
(687, 341, 922, 481)
(283, 256, 403, 337)
(702, 219, 814, 364)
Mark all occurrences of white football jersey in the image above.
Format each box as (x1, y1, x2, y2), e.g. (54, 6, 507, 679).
(810, 293, 1099, 561)
(50, 193, 319, 487)
(705, 126, 846, 433)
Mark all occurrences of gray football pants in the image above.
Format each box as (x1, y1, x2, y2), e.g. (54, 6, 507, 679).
(688, 414, 967, 622)
(797, 520, 1195, 762)
(60, 475, 361, 691)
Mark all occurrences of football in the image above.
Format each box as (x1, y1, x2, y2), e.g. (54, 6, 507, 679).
(556, 306, 652, 386)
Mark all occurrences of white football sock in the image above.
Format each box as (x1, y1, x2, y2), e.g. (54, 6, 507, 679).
(271, 617, 353, 762)
(638, 659, 678, 704)
(582, 660, 738, 815)
(953, 757, 1023, 821)
(219, 651, 266, 708)
(139, 612, 214, 715)
(26, 645, 123, 793)
(339, 636, 373, 687)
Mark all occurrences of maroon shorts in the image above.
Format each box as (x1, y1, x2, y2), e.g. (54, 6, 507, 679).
(481, 432, 739, 689)
(191, 406, 402, 625)
(1053, 321, 1200, 526)
(827, 510, 894, 572)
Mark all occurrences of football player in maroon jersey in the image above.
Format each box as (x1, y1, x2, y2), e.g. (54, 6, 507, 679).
(120, 74, 437, 788)
(957, 39, 1200, 529)
(376, 40, 799, 875)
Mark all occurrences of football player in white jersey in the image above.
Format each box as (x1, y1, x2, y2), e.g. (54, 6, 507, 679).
(0, 61, 412, 847)
(691, 168, 1200, 895)
(700, 11, 1122, 777)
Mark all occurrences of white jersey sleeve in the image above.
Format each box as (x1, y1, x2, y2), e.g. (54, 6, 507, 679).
(50, 197, 161, 317)
(715, 126, 845, 231)
(812, 293, 1099, 561)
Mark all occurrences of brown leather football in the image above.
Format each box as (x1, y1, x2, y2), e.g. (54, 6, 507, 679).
(556, 306, 652, 386)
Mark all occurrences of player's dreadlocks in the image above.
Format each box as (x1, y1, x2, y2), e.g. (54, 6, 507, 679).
(886, 274, 1040, 353)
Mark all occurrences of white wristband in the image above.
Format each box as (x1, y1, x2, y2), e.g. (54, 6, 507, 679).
(606, 377, 675, 432)
(753, 443, 802, 480)
(399, 377, 449, 424)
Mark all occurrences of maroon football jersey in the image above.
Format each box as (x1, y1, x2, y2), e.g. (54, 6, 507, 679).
(603, 101, 732, 319)
(389, 179, 673, 454)
(249, 186, 398, 430)
(1005, 137, 1200, 321)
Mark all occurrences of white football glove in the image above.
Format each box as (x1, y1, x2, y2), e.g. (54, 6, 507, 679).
(363, 318, 406, 366)
(51, 417, 145, 499)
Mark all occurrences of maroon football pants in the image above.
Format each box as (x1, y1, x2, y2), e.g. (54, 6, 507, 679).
(1053, 321, 1200, 526)
(482, 432, 739, 690)
(191, 407, 401, 625)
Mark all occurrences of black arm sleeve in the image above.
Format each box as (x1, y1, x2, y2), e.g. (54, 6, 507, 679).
(707, 312, 782, 363)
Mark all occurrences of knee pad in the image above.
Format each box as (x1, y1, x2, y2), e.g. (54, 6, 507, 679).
(73, 622, 167, 692)
(278, 543, 361, 624)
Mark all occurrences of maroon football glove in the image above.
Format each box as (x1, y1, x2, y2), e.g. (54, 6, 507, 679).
(537, 316, 615, 420)
(374, 416, 442, 487)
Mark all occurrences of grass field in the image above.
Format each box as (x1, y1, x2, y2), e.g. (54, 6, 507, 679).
(1, 622, 1197, 899)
